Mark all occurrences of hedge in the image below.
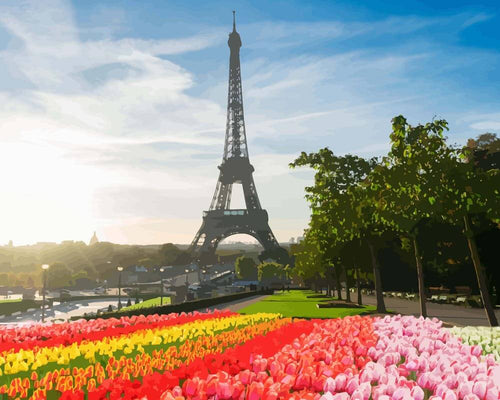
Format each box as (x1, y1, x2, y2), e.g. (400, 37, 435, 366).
(76, 289, 274, 320)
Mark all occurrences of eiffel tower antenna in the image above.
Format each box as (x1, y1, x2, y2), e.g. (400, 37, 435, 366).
(189, 13, 288, 266)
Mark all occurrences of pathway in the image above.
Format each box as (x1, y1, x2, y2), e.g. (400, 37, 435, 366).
(348, 290, 500, 326)
(197, 294, 270, 313)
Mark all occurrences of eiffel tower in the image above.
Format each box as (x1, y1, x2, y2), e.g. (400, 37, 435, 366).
(190, 12, 287, 265)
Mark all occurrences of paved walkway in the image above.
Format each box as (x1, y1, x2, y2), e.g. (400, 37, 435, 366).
(197, 294, 270, 313)
(348, 290, 500, 326)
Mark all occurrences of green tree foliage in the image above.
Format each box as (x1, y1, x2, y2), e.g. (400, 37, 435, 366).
(159, 243, 191, 266)
(46, 262, 73, 289)
(290, 149, 388, 312)
(366, 116, 451, 317)
(257, 262, 285, 283)
(235, 256, 258, 280)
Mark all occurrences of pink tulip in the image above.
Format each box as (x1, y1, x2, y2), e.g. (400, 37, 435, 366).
(247, 381, 264, 400)
(331, 393, 351, 400)
(215, 381, 233, 399)
(269, 360, 281, 377)
(459, 381, 474, 398)
(410, 385, 424, 400)
(392, 386, 411, 400)
(357, 382, 371, 400)
(285, 362, 298, 375)
(471, 346, 483, 357)
(472, 381, 487, 399)
(324, 377, 336, 393)
(377, 396, 390, 400)
(443, 389, 457, 400)
(335, 374, 348, 392)
(350, 389, 364, 400)
(320, 393, 335, 400)
(406, 360, 418, 371)
(485, 387, 499, 400)
(463, 395, 481, 400)
(346, 377, 360, 394)
(385, 383, 397, 396)
(436, 383, 449, 398)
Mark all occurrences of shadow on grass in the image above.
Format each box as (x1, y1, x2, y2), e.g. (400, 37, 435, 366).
(317, 302, 364, 309)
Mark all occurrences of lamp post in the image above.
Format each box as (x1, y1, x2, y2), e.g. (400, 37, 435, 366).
(185, 268, 189, 302)
(117, 266, 123, 310)
(159, 267, 165, 306)
(41, 264, 50, 323)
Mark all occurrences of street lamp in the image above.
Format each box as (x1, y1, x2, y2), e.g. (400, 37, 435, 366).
(117, 266, 123, 310)
(159, 267, 165, 306)
(41, 264, 50, 323)
(185, 268, 189, 302)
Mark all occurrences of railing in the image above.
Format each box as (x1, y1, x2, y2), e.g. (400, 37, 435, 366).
(203, 209, 249, 217)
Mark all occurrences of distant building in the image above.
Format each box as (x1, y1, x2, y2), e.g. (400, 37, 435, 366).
(89, 231, 99, 246)
(7, 240, 13, 247)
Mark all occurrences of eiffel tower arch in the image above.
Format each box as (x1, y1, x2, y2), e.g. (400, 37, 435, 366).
(190, 12, 288, 266)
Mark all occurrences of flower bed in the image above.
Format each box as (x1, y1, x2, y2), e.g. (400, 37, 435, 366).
(1, 312, 499, 400)
(447, 326, 500, 362)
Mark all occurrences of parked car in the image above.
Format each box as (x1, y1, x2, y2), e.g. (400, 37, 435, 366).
(94, 287, 107, 294)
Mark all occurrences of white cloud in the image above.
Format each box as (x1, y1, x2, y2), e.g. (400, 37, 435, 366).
(0, 1, 497, 245)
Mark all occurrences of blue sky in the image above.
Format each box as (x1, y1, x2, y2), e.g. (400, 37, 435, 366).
(0, 0, 498, 245)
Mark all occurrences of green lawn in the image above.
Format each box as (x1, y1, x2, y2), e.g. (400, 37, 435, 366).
(238, 290, 376, 318)
(120, 296, 171, 311)
(0, 298, 22, 304)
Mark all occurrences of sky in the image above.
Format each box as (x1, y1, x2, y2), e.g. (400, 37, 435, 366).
(0, 0, 499, 246)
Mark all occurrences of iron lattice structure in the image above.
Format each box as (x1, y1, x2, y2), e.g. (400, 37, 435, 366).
(190, 12, 286, 265)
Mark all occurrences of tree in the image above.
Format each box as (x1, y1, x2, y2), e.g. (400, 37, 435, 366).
(257, 262, 285, 284)
(367, 116, 450, 317)
(159, 243, 191, 266)
(46, 262, 73, 289)
(235, 256, 258, 280)
(441, 143, 500, 326)
(291, 149, 388, 312)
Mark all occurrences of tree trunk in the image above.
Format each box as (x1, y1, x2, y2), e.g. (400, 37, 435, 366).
(355, 264, 363, 305)
(367, 239, 387, 313)
(335, 268, 343, 300)
(413, 236, 427, 318)
(345, 268, 351, 303)
(464, 215, 498, 326)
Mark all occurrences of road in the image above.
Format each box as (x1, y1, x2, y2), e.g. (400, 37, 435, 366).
(0, 298, 122, 325)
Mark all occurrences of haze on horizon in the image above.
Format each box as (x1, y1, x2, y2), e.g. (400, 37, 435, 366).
(0, 0, 498, 246)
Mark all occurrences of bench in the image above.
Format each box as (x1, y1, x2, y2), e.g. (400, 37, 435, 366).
(438, 295, 448, 303)
(453, 296, 467, 305)
(429, 295, 440, 302)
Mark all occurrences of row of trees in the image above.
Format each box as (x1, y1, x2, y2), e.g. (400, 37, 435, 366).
(0, 241, 194, 289)
(290, 116, 500, 326)
(235, 256, 290, 284)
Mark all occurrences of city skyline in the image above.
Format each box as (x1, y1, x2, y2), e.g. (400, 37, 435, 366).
(0, 0, 499, 245)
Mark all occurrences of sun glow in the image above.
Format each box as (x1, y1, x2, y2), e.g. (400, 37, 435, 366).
(0, 141, 99, 245)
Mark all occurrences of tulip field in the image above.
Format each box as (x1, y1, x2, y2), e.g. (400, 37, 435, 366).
(0, 309, 499, 400)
